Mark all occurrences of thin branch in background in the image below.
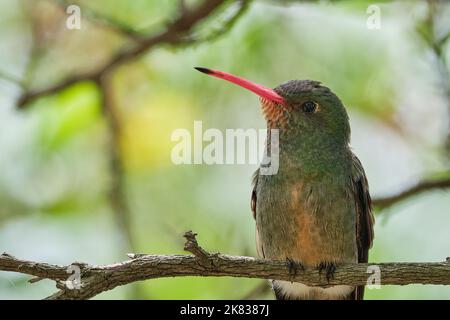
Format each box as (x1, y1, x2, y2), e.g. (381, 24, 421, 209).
(16, 0, 230, 109)
(17, 73, 99, 106)
(420, 1, 450, 157)
(181, 0, 251, 45)
(20, 0, 68, 89)
(0, 69, 25, 88)
(0, 232, 449, 300)
(1, 0, 50, 90)
(98, 73, 144, 299)
(98, 74, 135, 252)
(53, 0, 142, 38)
(20, 0, 43, 90)
(372, 177, 450, 209)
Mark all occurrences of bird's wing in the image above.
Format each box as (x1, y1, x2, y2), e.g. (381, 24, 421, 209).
(251, 168, 265, 258)
(351, 154, 375, 300)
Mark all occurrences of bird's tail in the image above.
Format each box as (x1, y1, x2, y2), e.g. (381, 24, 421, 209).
(272, 281, 361, 300)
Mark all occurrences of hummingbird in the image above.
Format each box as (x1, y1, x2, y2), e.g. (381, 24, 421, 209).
(195, 67, 374, 300)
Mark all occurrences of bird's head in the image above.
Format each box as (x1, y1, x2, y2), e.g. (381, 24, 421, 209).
(195, 67, 351, 147)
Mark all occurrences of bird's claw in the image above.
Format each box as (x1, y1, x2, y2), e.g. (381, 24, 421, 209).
(318, 262, 336, 283)
(286, 257, 304, 278)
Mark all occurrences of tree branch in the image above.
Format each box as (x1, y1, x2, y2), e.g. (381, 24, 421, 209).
(98, 74, 135, 253)
(181, 0, 251, 45)
(1, 232, 449, 300)
(54, 0, 143, 38)
(372, 177, 450, 209)
(98, 71, 143, 299)
(17, 0, 230, 109)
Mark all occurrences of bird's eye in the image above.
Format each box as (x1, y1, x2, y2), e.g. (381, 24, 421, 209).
(301, 101, 317, 113)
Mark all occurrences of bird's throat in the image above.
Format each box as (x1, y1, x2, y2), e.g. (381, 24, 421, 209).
(276, 136, 350, 178)
(260, 98, 289, 128)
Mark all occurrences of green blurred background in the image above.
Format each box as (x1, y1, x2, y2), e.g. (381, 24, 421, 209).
(0, 0, 449, 299)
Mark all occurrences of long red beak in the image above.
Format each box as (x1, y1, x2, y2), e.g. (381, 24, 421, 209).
(195, 67, 285, 105)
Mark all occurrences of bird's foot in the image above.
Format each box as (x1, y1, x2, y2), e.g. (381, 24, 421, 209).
(286, 257, 304, 278)
(318, 262, 336, 283)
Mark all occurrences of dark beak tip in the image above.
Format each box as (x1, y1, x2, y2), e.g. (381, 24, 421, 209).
(194, 67, 212, 74)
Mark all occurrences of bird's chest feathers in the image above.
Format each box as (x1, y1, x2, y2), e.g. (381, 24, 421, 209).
(256, 170, 356, 265)
(259, 176, 340, 218)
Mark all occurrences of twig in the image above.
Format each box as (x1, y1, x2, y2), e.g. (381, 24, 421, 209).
(98, 74, 135, 252)
(1, 232, 449, 300)
(183, 231, 211, 261)
(54, 0, 142, 38)
(98, 72, 143, 299)
(181, 0, 251, 45)
(17, 73, 99, 107)
(372, 177, 450, 209)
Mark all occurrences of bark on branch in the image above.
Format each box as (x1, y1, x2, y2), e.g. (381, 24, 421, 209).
(1, 232, 449, 300)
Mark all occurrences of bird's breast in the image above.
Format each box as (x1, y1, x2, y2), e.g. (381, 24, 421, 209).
(255, 173, 357, 266)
